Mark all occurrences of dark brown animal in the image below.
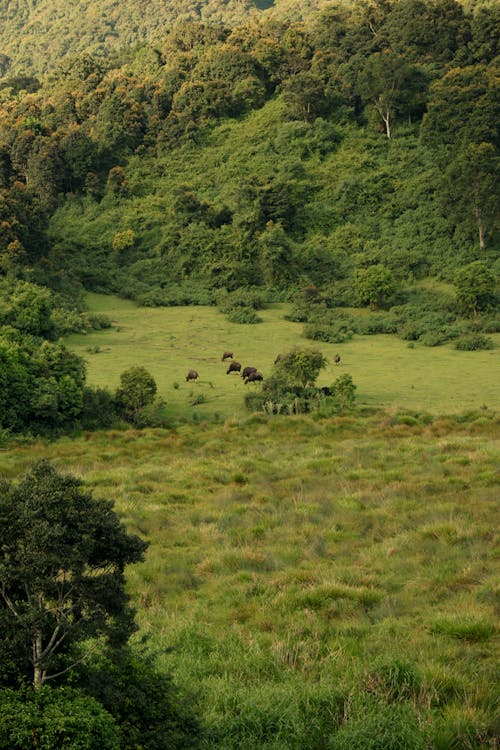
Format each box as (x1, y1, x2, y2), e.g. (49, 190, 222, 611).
(226, 361, 241, 374)
(222, 351, 233, 361)
(186, 369, 198, 382)
(320, 386, 332, 396)
(334, 354, 341, 366)
(241, 366, 257, 379)
(245, 371, 263, 383)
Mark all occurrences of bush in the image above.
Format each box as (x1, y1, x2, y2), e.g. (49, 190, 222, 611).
(304, 321, 354, 343)
(454, 335, 494, 351)
(0, 687, 120, 750)
(216, 287, 268, 314)
(352, 314, 398, 335)
(227, 308, 262, 324)
(81, 387, 117, 429)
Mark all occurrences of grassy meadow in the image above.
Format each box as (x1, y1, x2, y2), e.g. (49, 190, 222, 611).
(2, 294, 499, 747)
(1, 415, 498, 747)
(66, 293, 500, 419)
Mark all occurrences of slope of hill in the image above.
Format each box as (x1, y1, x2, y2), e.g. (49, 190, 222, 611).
(0, 0, 338, 75)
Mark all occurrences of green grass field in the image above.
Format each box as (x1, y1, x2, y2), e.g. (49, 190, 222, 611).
(66, 293, 500, 419)
(2, 415, 498, 748)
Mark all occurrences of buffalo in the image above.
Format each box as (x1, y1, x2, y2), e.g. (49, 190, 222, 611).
(222, 351, 233, 361)
(245, 371, 263, 383)
(241, 366, 257, 379)
(226, 361, 241, 374)
(186, 369, 199, 382)
(334, 354, 341, 365)
(320, 386, 332, 396)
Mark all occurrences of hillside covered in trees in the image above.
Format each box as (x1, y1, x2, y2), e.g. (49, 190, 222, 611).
(0, 0, 499, 432)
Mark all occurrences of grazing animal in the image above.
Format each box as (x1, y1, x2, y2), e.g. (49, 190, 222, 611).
(241, 366, 257, 379)
(274, 354, 283, 365)
(334, 354, 341, 366)
(245, 371, 263, 383)
(222, 351, 233, 361)
(320, 386, 332, 396)
(226, 361, 241, 374)
(186, 369, 198, 382)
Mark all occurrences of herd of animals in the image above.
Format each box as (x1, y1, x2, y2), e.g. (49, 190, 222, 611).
(185, 351, 341, 389)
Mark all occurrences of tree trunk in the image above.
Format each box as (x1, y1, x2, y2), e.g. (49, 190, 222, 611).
(33, 631, 44, 689)
(474, 188, 485, 250)
(382, 111, 391, 139)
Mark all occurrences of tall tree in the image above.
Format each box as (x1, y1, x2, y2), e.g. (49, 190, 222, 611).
(0, 461, 148, 689)
(356, 51, 427, 138)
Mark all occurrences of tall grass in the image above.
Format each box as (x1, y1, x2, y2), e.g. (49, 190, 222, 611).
(1, 414, 498, 747)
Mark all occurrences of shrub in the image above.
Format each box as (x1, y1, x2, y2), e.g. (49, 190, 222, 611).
(454, 335, 494, 351)
(81, 387, 117, 429)
(0, 687, 120, 750)
(227, 308, 262, 324)
(216, 287, 268, 314)
(304, 321, 354, 343)
(330, 374, 356, 411)
(353, 314, 398, 335)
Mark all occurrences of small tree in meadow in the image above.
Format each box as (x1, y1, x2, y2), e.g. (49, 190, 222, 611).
(274, 347, 328, 388)
(115, 366, 157, 423)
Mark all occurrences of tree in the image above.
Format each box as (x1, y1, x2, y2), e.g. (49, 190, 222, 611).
(441, 142, 499, 250)
(115, 366, 157, 423)
(455, 261, 496, 316)
(355, 264, 396, 309)
(356, 52, 427, 138)
(274, 347, 328, 388)
(0, 461, 148, 689)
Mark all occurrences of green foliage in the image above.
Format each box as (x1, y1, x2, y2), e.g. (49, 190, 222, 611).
(76, 649, 202, 750)
(227, 308, 262, 324)
(0, 687, 120, 750)
(330, 373, 356, 411)
(274, 346, 327, 388)
(454, 334, 494, 351)
(355, 265, 397, 310)
(81, 386, 118, 430)
(0, 330, 87, 431)
(0, 461, 148, 688)
(115, 366, 158, 423)
(304, 318, 354, 344)
(455, 261, 497, 316)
